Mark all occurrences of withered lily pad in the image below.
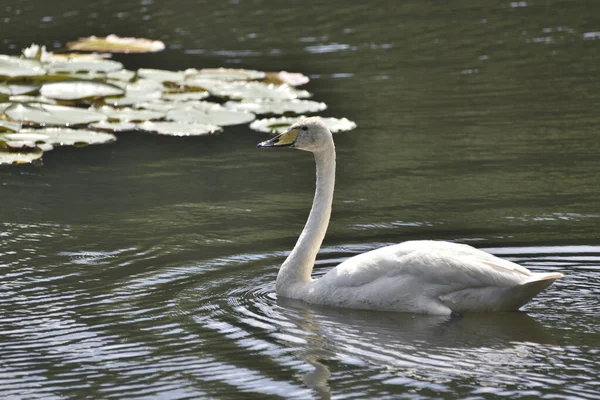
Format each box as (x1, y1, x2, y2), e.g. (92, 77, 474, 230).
(89, 121, 137, 133)
(264, 71, 310, 86)
(0, 55, 46, 78)
(138, 121, 222, 136)
(45, 59, 123, 74)
(166, 106, 255, 126)
(67, 34, 166, 53)
(250, 116, 357, 134)
(19, 127, 116, 146)
(92, 105, 165, 122)
(40, 80, 124, 100)
(224, 99, 326, 115)
(3, 103, 106, 126)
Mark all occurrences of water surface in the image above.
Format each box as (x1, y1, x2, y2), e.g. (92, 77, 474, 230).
(1, 0, 599, 398)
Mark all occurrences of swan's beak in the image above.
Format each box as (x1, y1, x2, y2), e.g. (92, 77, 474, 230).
(256, 128, 299, 148)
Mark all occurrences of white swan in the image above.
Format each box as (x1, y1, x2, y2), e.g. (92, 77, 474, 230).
(257, 117, 563, 315)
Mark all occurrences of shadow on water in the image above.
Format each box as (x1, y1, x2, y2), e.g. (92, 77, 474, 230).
(277, 298, 556, 398)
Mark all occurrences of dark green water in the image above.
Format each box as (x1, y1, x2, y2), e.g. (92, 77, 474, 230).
(1, 0, 599, 398)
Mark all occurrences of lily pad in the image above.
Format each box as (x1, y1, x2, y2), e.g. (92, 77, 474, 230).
(0, 103, 12, 114)
(137, 68, 186, 83)
(89, 121, 137, 133)
(135, 99, 221, 112)
(45, 59, 123, 74)
(92, 105, 165, 122)
(19, 127, 116, 146)
(0, 55, 46, 78)
(250, 116, 357, 134)
(0, 120, 23, 132)
(137, 121, 222, 136)
(166, 107, 255, 126)
(0, 148, 43, 165)
(45, 71, 108, 82)
(40, 80, 125, 101)
(107, 69, 136, 82)
(104, 79, 163, 106)
(224, 99, 327, 115)
(161, 91, 210, 102)
(0, 132, 49, 150)
(189, 67, 266, 81)
(186, 79, 311, 101)
(67, 34, 166, 53)
(9, 95, 57, 104)
(7, 84, 41, 96)
(3, 103, 106, 126)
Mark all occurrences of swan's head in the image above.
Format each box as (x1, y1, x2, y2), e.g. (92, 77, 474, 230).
(257, 117, 333, 153)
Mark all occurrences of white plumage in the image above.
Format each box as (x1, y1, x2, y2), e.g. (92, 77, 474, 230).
(257, 117, 563, 315)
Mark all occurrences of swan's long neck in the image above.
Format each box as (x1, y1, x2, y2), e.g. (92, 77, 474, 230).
(276, 143, 336, 293)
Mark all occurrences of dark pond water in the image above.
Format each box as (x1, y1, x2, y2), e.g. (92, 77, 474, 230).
(2, 0, 600, 398)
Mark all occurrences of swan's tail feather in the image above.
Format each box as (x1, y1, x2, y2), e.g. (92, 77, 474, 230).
(515, 272, 564, 308)
(440, 272, 563, 312)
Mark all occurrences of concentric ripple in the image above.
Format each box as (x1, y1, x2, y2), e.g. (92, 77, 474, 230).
(1, 217, 598, 398)
(171, 244, 600, 399)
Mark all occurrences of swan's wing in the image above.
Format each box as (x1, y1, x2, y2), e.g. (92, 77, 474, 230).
(320, 240, 532, 290)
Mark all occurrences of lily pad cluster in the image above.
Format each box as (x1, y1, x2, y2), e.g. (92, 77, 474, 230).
(0, 39, 356, 165)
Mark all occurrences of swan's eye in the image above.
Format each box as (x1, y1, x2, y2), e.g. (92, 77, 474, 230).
(301, 126, 308, 131)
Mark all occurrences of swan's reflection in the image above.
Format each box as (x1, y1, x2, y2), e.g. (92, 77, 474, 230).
(277, 297, 556, 397)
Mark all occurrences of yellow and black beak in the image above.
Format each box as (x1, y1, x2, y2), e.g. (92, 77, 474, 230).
(257, 127, 299, 148)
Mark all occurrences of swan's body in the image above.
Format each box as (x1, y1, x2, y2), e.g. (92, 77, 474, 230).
(257, 117, 563, 315)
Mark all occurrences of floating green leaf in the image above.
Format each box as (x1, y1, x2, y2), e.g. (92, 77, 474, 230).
(7, 84, 40, 96)
(161, 91, 210, 102)
(89, 121, 137, 133)
(0, 120, 22, 132)
(92, 105, 165, 122)
(0, 148, 43, 165)
(0, 55, 46, 78)
(135, 99, 221, 112)
(107, 69, 136, 82)
(40, 80, 125, 100)
(45, 59, 123, 74)
(186, 79, 311, 101)
(137, 68, 186, 83)
(9, 95, 57, 104)
(224, 99, 326, 115)
(19, 127, 116, 146)
(3, 103, 106, 126)
(166, 106, 255, 126)
(104, 79, 163, 106)
(137, 121, 222, 136)
(0, 132, 49, 150)
(188, 67, 266, 81)
(66, 35, 166, 53)
(0, 103, 12, 114)
(250, 116, 357, 134)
